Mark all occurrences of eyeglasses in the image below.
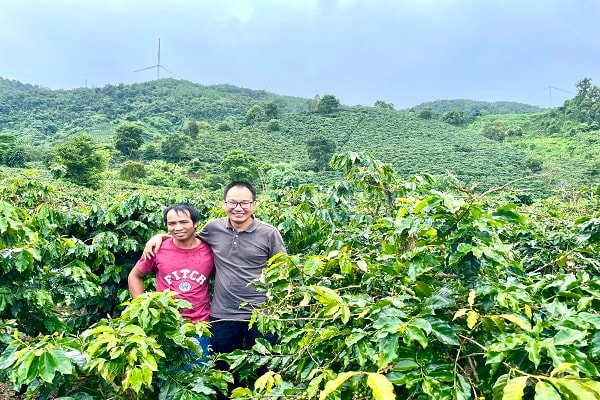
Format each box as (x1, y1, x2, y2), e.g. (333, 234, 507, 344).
(225, 200, 255, 209)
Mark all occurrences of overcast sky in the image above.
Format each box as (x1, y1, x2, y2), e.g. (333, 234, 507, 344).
(1, 0, 597, 109)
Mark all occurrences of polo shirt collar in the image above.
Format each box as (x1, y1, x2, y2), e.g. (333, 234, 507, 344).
(225, 215, 257, 232)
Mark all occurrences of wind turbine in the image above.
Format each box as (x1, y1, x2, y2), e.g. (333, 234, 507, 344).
(134, 38, 173, 80)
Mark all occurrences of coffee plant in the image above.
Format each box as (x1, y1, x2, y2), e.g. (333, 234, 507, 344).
(1, 152, 599, 399)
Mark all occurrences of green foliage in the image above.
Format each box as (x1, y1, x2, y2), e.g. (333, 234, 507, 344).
(220, 149, 262, 184)
(2, 76, 599, 192)
(418, 106, 435, 119)
(267, 118, 281, 131)
(0, 291, 230, 399)
(53, 133, 109, 188)
(1, 152, 600, 398)
(0, 139, 29, 167)
(119, 161, 148, 182)
(316, 94, 341, 115)
(265, 102, 279, 120)
(414, 99, 544, 118)
(114, 122, 145, 156)
(246, 104, 264, 124)
(183, 119, 200, 139)
(160, 133, 191, 162)
(374, 100, 394, 110)
(442, 108, 465, 125)
(306, 134, 336, 172)
(482, 120, 507, 142)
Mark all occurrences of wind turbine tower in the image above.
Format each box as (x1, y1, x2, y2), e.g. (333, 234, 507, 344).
(134, 38, 173, 80)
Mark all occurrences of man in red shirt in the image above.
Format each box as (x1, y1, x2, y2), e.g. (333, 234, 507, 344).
(128, 203, 214, 358)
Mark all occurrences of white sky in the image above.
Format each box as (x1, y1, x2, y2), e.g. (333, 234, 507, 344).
(0, 0, 597, 108)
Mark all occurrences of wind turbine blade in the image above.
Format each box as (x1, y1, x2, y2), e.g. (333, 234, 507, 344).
(159, 65, 174, 74)
(134, 65, 158, 72)
(158, 38, 161, 66)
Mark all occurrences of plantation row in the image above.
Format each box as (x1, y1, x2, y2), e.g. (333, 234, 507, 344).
(0, 152, 600, 399)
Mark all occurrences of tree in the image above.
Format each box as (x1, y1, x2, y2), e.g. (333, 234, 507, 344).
(119, 161, 148, 182)
(418, 106, 435, 119)
(306, 134, 336, 172)
(267, 119, 280, 132)
(374, 100, 394, 110)
(220, 149, 261, 183)
(0, 132, 17, 165)
(5, 148, 26, 167)
(482, 120, 507, 142)
(441, 108, 464, 125)
(316, 95, 341, 115)
(160, 134, 190, 162)
(245, 105, 264, 125)
(183, 120, 199, 139)
(114, 122, 144, 157)
(265, 103, 279, 120)
(53, 133, 109, 188)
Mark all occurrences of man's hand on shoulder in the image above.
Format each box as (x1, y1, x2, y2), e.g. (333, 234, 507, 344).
(142, 234, 171, 259)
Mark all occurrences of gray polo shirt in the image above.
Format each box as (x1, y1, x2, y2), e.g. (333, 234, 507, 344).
(199, 216, 286, 319)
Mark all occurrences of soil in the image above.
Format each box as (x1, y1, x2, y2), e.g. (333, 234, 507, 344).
(0, 382, 23, 400)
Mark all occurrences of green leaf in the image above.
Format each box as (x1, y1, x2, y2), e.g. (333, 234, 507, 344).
(534, 381, 561, 400)
(311, 285, 343, 304)
(550, 362, 576, 377)
(502, 376, 528, 400)
(553, 328, 586, 346)
(302, 257, 323, 277)
(15, 352, 36, 385)
(38, 351, 58, 383)
(409, 318, 432, 335)
(366, 372, 395, 400)
(0, 343, 20, 370)
(404, 325, 428, 348)
(499, 314, 532, 332)
(306, 374, 325, 398)
(553, 378, 599, 400)
(429, 319, 460, 346)
(492, 208, 525, 224)
(454, 373, 472, 400)
(345, 330, 367, 347)
(524, 339, 542, 368)
(319, 371, 358, 400)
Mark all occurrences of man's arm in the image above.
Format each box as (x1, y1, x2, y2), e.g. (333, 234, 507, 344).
(142, 234, 172, 259)
(128, 266, 148, 298)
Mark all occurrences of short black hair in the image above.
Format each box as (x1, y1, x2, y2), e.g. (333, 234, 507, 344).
(223, 181, 256, 201)
(163, 203, 200, 224)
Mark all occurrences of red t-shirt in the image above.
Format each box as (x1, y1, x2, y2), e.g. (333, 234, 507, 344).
(135, 238, 214, 322)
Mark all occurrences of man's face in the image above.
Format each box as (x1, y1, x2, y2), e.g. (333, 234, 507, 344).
(165, 209, 197, 242)
(224, 186, 256, 228)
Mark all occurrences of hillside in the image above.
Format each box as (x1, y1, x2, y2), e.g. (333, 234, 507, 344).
(412, 99, 544, 117)
(221, 107, 541, 191)
(0, 77, 307, 142)
(1, 76, 599, 196)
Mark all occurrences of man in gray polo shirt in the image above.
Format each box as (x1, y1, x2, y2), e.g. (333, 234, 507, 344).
(144, 181, 286, 382)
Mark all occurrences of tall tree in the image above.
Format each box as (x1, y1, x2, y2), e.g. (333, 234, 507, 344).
(306, 134, 336, 172)
(245, 105, 264, 125)
(53, 133, 109, 188)
(265, 103, 279, 120)
(316, 95, 341, 115)
(160, 134, 190, 162)
(374, 100, 394, 110)
(183, 120, 199, 139)
(114, 122, 144, 157)
(0, 132, 17, 165)
(220, 149, 261, 183)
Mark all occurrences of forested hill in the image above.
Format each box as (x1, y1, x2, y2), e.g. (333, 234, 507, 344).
(1, 76, 599, 196)
(1, 77, 540, 140)
(412, 99, 544, 116)
(0, 77, 307, 137)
